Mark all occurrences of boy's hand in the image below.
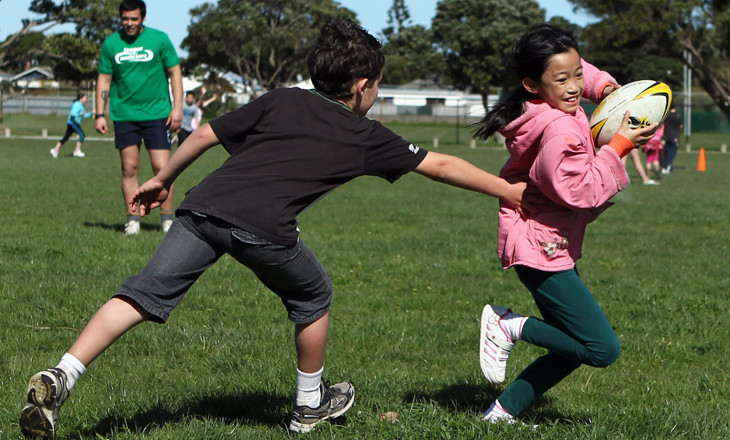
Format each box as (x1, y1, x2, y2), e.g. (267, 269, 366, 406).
(130, 177, 169, 216)
(502, 181, 543, 218)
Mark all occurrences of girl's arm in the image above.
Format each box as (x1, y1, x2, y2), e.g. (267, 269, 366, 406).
(581, 59, 618, 103)
(130, 123, 220, 216)
(414, 151, 530, 215)
(532, 113, 656, 210)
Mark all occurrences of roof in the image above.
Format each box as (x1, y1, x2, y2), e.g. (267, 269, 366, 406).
(11, 67, 54, 82)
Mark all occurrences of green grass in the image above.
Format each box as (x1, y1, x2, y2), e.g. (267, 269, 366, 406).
(1, 134, 728, 439)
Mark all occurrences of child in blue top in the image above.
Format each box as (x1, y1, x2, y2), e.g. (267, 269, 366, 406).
(50, 93, 93, 158)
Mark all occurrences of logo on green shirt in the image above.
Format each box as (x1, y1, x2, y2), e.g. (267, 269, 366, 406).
(115, 47, 154, 64)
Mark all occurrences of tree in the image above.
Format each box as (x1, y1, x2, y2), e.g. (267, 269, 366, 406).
(182, 0, 356, 94)
(0, 0, 119, 83)
(432, 0, 545, 108)
(572, 0, 730, 121)
(382, 25, 445, 85)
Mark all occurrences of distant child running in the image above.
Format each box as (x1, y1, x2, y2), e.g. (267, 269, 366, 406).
(20, 19, 530, 439)
(473, 24, 657, 425)
(50, 93, 93, 158)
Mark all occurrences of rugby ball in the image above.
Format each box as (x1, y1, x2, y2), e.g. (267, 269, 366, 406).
(589, 80, 672, 146)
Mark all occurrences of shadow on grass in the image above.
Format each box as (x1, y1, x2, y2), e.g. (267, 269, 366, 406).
(80, 391, 292, 436)
(405, 382, 593, 426)
(83, 221, 162, 233)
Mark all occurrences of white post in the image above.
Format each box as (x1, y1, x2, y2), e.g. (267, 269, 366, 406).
(433, 137, 439, 148)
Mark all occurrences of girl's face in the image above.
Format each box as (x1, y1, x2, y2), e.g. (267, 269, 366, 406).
(523, 47, 584, 114)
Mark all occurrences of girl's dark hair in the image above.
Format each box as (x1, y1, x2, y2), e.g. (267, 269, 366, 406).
(120, 0, 146, 18)
(307, 18, 385, 100)
(474, 23, 580, 140)
(76, 92, 86, 101)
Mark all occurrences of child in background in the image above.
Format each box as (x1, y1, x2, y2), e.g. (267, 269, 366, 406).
(50, 93, 93, 158)
(20, 19, 531, 439)
(474, 24, 657, 425)
(643, 123, 664, 181)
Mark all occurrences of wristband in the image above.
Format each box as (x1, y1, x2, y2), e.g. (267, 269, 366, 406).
(95, 113, 105, 119)
(607, 133, 634, 158)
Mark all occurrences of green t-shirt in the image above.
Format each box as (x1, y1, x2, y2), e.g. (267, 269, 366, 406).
(99, 27, 180, 122)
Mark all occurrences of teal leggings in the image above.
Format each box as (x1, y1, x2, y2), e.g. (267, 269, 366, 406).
(498, 266, 620, 416)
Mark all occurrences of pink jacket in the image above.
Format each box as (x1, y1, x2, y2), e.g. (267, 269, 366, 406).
(643, 124, 664, 152)
(497, 61, 629, 271)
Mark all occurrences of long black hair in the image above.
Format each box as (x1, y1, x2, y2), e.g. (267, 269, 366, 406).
(474, 24, 580, 140)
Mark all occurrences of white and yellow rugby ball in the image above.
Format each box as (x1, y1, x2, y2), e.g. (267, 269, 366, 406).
(589, 80, 672, 146)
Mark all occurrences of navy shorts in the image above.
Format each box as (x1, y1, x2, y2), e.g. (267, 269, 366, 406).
(114, 118, 171, 150)
(114, 211, 332, 324)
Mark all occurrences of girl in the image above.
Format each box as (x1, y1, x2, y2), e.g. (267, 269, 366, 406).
(50, 93, 93, 158)
(474, 24, 657, 424)
(643, 123, 665, 181)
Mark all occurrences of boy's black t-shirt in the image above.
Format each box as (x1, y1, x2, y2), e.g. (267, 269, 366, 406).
(178, 87, 429, 246)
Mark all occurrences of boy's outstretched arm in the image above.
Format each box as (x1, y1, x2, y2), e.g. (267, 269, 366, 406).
(413, 151, 529, 215)
(131, 123, 220, 216)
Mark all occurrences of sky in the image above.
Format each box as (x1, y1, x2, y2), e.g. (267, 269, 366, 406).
(0, 0, 598, 58)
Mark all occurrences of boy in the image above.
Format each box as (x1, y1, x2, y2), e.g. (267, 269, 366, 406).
(20, 19, 528, 438)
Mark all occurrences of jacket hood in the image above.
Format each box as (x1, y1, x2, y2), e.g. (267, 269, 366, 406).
(500, 99, 588, 165)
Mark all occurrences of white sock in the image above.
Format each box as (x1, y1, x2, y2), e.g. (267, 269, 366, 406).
(296, 367, 323, 408)
(500, 311, 528, 342)
(56, 353, 86, 391)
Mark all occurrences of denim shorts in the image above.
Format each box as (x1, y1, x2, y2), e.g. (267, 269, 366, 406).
(114, 212, 332, 324)
(114, 118, 171, 150)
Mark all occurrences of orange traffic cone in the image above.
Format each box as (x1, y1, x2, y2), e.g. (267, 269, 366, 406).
(697, 147, 707, 172)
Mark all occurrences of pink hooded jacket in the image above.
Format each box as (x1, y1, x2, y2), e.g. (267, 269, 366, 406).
(497, 60, 629, 271)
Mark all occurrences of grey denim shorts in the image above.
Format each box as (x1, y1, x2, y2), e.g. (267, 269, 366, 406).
(114, 211, 332, 324)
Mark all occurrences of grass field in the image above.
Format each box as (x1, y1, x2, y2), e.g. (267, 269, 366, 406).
(0, 131, 728, 439)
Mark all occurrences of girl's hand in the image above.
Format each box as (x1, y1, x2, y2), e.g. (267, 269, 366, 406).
(616, 110, 659, 147)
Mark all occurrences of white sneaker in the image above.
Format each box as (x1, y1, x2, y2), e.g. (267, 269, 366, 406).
(50, 149, 58, 159)
(643, 179, 659, 185)
(161, 219, 173, 233)
(72, 150, 85, 158)
(481, 401, 537, 429)
(125, 219, 140, 235)
(20, 368, 70, 439)
(480, 305, 514, 384)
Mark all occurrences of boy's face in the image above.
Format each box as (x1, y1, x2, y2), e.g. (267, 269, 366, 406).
(186, 94, 195, 105)
(354, 73, 382, 117)
(121, 8, 145, 36)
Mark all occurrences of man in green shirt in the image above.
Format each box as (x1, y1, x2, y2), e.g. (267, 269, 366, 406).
(94, 0, 183, 235)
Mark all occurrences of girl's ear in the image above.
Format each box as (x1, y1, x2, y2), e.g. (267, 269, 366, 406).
(522, 78, 539, 94)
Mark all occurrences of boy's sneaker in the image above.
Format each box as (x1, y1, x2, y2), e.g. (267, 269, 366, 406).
(72, 150, 85, 158)
(125, 219, 140, 235)
(19, 368, 69, 439)
(49, 149, 58, 159)
(480, 304, 515, 384)
(289, 380, 354, 433)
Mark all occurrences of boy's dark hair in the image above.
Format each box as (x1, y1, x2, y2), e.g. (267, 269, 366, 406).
(120, 0, 146, 17)
(307, 18, 385, 100)
(475, 23, 579, 140)
(185, 91, 196, 97)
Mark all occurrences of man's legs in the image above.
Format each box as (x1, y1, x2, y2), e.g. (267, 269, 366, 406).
(148, 148, 174, 214)
(119, 145, 141, 215)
